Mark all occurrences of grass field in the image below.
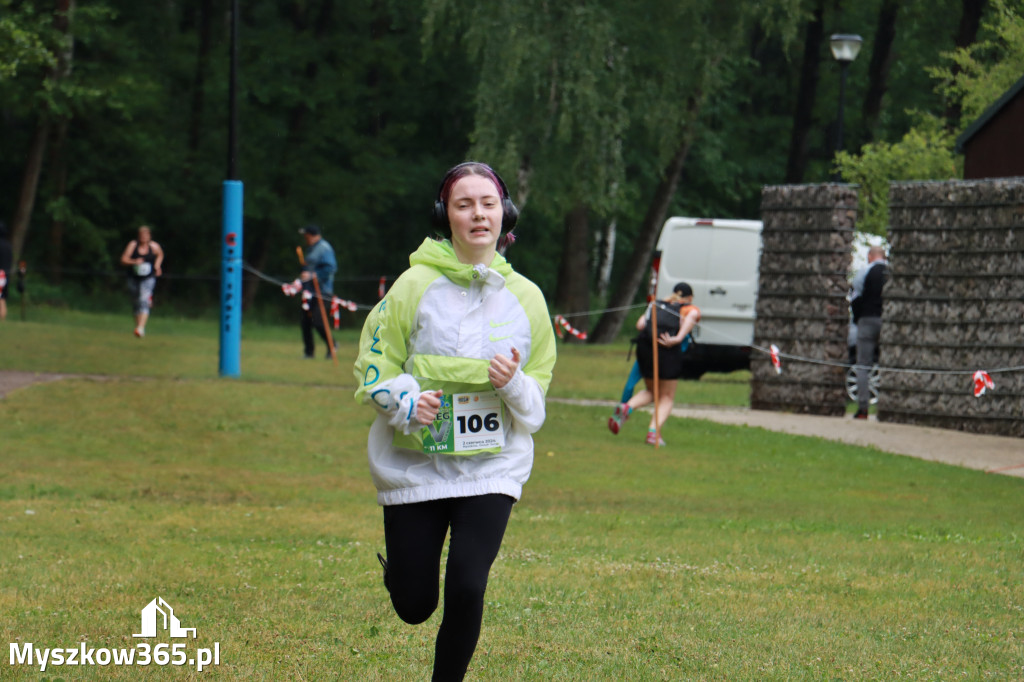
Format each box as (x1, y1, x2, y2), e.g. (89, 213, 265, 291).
(1, 311, 1022, 680)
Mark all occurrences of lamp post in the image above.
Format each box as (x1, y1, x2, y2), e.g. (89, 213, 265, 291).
(830, 33, 862, 181)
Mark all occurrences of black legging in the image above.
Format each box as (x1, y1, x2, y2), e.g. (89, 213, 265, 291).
(382, 494, 515, 682)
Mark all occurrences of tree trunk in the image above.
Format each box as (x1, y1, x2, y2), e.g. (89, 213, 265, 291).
(595, 218, 616, 300)
(11, 122, 50, 263)
(11, 0, 74, 263)
(46, 0, 75, 279)
(553, 202, 591, 339)
(784, 0, 825, 184)
(945, 0, 987, 128)
(187, 0, 213, 157)
(241, 0, 335, 312)
(46, 118, 71, 281)
(589, 101, 699, 344)
(860, 0, 899, 142)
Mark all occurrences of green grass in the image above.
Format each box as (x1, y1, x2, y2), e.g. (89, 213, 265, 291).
(1, 308, 750, 406)
(1, 311, 1022, 680)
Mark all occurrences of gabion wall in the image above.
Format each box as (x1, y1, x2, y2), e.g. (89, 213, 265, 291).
(880, 179, 1024, 437)
(751, 184, 857, 416)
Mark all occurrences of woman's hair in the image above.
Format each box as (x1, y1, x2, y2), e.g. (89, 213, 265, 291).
(433, 161, 519, 253)
(664, 282, 693, 303)
(437, 162, 505, 206)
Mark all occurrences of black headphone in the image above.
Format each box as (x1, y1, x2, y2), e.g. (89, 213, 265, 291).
(431, 162, 519, 234)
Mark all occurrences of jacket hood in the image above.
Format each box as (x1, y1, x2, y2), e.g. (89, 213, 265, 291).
(409, 238, 513, 286)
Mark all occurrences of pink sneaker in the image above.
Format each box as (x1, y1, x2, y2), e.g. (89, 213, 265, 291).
(645, 431, 666, 447)
(608, 403, 631, 434)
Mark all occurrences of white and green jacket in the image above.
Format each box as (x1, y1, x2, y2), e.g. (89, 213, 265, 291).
(354, 238, 557, 506)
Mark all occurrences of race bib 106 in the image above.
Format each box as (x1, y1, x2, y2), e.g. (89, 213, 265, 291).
(421, 391, 505, 454)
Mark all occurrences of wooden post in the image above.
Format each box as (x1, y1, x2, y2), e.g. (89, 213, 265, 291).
(650, 303, 660, 449)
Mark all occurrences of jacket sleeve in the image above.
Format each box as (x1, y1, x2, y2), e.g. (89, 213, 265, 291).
(496, 282, 557, 434)
(352, 278, 426, 435)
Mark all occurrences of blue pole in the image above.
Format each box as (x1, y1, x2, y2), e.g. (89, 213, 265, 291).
(219, 180, 243, 377)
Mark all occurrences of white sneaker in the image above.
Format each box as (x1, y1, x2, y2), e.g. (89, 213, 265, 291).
(645, 431, 666, 447)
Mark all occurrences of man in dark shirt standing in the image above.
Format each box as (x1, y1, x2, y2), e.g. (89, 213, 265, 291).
(851, 246, 888, 419)
(297, 224, 337, 358)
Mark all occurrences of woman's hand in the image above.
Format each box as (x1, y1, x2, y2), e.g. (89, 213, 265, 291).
(415, 390, 443, 425)
(489, 347, 520, 389)
(657, 332, 682, 347)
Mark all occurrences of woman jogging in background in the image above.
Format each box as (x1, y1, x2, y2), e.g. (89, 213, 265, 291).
(119, 225, 163, 337)
(353, 161, 557, 681)
(608, 282, 700, 446)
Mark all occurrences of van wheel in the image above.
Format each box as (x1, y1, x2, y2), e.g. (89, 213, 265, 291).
(846, 364, 880, 405)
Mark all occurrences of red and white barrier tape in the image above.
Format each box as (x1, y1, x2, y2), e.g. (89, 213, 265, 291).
(973, 370, 995, 398)
(553, 314, 588, 341)
(282, 279, 357, 328)
(764, 342, 1003, 398)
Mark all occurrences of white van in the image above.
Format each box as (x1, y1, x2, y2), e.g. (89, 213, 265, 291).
(653, 217, 763, 378)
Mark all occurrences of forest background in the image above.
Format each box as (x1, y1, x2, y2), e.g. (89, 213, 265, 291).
(1, 0, 1021, 340)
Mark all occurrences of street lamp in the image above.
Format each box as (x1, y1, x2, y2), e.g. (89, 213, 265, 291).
(830, 33, 862, 181)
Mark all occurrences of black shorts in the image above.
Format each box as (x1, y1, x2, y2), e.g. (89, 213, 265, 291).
(636, 337, 684, 380)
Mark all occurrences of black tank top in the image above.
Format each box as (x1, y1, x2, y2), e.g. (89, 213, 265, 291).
(131, 243, 158, 279)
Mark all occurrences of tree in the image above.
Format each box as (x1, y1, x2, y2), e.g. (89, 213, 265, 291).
(7, 0, 74, 263)
(929, 0, 1023, 123)
(424, 0, 803, 342)
(943, 0, 988, 127)
(424, 0, 630, 337)
(836, 0, 1024, 233)
(0, 0, 1004, 321)
(860, 0, 900, 141)
(784, 0, 826, 183)
(0, 1, 55, 79)
(591, 0, 803, 342)
(835, 121, 959, 235)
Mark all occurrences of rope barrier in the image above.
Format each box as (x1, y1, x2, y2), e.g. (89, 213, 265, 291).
(25, 264, 397, 284)
(547, 300, 1024, 401)
(553, 314, 588, 340)
(19, 262, 1024, 393)
(241, 263, 373, 331)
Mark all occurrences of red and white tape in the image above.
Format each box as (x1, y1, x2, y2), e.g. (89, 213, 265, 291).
(764, 343, 1000, 399)
(553, 314, 588, 341)
(973, 370, 994, 398)
(282, 280, 356, 327)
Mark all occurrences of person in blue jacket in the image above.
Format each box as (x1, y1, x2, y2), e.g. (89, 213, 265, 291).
(297, 224, 337, 358)
(354, 162, 557, 680)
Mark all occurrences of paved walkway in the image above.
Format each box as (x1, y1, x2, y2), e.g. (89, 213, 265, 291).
(554, 398, 1024, 479)
(3, 371, 1021, 479)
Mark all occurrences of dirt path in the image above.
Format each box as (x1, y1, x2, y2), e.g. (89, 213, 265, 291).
(3, 371, 1021, 479)
(0, 370, 78, 397)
